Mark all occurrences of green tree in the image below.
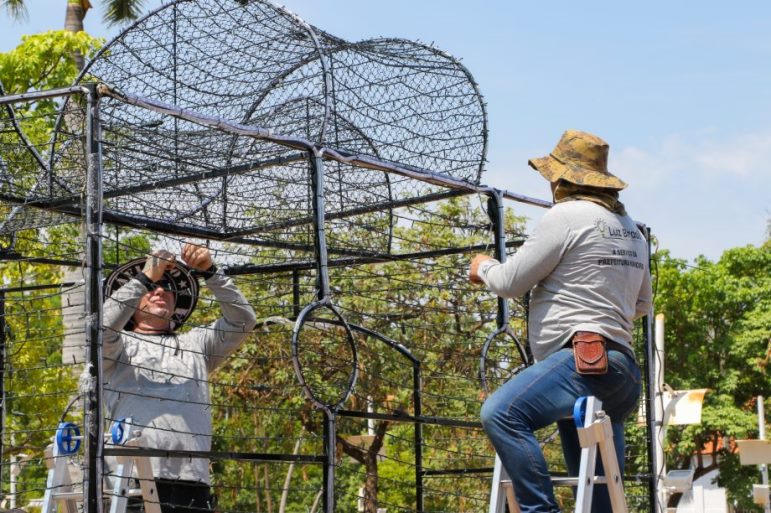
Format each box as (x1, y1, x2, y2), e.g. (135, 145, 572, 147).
(0, 29, 102, 502)
(0, 30, 101, 95)
(654, 242, 771, 510)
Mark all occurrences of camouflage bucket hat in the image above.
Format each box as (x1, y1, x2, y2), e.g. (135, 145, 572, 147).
(528, 129, 627, 190)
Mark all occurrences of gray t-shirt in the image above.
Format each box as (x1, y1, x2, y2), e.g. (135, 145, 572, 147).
(478, 200, 652, 362)
(103, 272, 257, 484)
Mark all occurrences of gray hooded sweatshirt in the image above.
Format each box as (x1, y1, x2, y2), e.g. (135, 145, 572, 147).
(103, 272, 257, 484)
(477, 200, 652, 362)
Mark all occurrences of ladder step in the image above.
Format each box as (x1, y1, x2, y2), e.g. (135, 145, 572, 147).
(500, 476, 609, 488)
(50, 492, 82, 501)
(551, 476, 608, 486)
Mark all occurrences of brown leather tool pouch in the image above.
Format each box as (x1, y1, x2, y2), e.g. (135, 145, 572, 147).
(572, 331, 608, 375)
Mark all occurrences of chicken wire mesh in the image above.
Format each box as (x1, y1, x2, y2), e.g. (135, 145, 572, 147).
(0, 0, 654, 512)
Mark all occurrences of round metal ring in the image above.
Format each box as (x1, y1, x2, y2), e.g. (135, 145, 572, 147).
(479, 325, 529, 396)
(291, 300, 358, 411)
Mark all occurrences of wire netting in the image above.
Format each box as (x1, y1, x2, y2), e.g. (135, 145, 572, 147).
(0, 0, 653, 512)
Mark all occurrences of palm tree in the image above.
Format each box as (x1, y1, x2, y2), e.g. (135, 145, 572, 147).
(3, 0, 146, 67)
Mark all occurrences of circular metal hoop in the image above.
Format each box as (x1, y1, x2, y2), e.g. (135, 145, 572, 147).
(479, 325, 529, 396)
(291, 300, 358, 411)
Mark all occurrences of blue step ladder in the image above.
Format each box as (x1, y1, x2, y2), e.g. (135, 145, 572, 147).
(489, 396, 628, 513)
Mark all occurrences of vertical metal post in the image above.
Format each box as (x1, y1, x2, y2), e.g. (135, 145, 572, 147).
(0, 291, 5, 497)
(759, 396, 771, 513)
(413, 362, 423, 513)
(643, 226, 660, 513)
(311, 149, 335, 511)
(654, 314, 666, 510)
(310, 151, 330, 301)
(292, 270, 301, 319)
(83, 84, 105, 513)
(486, 191, 509, 327)
(323, 410, 336, 513)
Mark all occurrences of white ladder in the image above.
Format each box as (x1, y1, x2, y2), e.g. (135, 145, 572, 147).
(41, 419, 161, 513)
(489, 396, 628, 513)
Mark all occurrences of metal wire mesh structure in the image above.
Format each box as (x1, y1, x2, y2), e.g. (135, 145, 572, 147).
(0, 1, 655, 512)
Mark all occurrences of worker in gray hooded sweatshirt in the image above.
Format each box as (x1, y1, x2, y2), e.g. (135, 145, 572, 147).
(470, 130, 652, 513)
(103, 243, 257, 513)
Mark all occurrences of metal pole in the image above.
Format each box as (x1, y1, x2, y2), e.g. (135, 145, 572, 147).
(311, 149, 335, 512)
(759, 396, 770, 513)
(83, 83, 105, 513)
(292, 270, 301, 319)
(487, 191, 509, 328)
(414, 363, 423, 513)
(323, 410, 336, 513)
(654, 314, 666, 511)
(642, 227, 661, 513)
(0, 292, 5, 501)
(310, 152, 330, 301)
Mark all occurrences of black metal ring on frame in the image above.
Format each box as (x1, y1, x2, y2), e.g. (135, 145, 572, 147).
(291, 298, 358, 412)
(479, 324, 528, 396)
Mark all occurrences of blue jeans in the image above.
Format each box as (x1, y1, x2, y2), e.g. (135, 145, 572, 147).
(480, 347, 641, 513)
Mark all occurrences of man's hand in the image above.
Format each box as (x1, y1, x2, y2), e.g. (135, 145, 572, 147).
(181, 243, 214, 272)
(142, 249, 176, 282)
(469, 254, 494, 284)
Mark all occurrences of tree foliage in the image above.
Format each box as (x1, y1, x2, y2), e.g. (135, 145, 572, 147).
(0, 30, 102, 95)
(654, 241, 771, 510)
(0, 29, 102, 503)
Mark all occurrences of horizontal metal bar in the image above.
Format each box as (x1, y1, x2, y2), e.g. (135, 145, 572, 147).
(227, 239, 525, 275)
(29, 153, 307, 209)
(321, 148, 552, 209)
(227, 188, 472, 237)
(103, 447, 325, 463)
(0, 253, 83, 267)
(421, 467, 494, 477)
(0, 281, 78, 293)
(337, 408, 482, 429)
(500, 188, 553, 208)
(0, 85, 86, 105)
(418, 469, 595, 486)
(99, 84, 309, 150)
(1, 189, 469, 250)
(0, 237, 525, 294)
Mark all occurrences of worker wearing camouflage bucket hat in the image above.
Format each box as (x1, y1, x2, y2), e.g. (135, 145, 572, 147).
(470, 130, 652, 512)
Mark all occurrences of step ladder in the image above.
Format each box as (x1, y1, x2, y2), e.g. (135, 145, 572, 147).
(489, 396, 628, 513)
(42, 418, 161, 513)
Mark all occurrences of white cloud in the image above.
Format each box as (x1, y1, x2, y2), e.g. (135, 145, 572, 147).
(612, 129, 771, 261)
(612, 129, 771, 191)
(693, 132, 771, 176)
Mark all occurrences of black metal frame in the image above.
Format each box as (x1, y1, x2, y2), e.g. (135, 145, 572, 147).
(0, 1, 656, 507)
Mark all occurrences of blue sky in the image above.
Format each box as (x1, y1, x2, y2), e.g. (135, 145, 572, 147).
(3, 1, 770, 262)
